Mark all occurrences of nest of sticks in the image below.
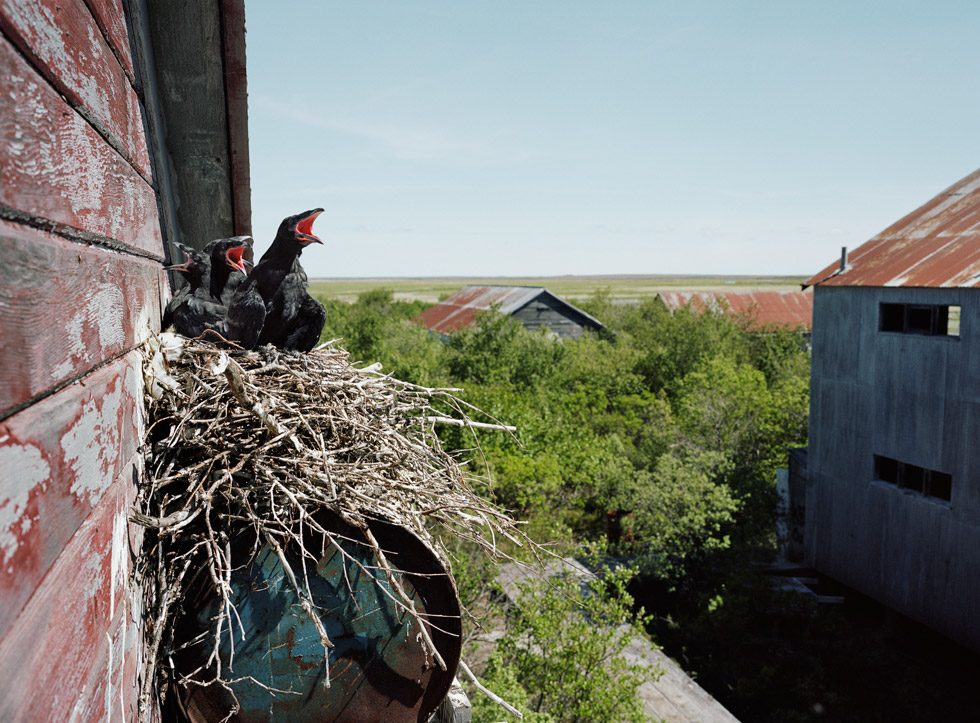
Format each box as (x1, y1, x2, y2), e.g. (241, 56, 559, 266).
(135, 333, 527, 718)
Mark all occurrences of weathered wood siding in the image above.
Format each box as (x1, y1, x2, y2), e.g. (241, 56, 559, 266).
(0, 1, 162, 718)
(0, 35, 161, 254)
(0, 220, 164, 416)
(511, 297, 591, 339)
(0, 0, 152, 179)
(806, 285, 980, 649)
(140, 0, 251, 246)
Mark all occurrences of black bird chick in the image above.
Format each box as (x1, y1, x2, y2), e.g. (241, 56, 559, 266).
(162, 243, 226, 337)
(204, 235, 252, 304)
(226, 209, 326, 351)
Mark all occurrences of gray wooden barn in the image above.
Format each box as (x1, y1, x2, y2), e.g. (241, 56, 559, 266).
(417, 285, 605, 339)
(802, 168, 980, 650)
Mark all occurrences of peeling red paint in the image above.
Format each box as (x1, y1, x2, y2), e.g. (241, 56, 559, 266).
(0, 353, 143, 639)
(0, 0, 151, 178)
(659, 289, 813, 330)
(806, 169, 980, 289)
(0, 218, 165, 416)
(82, 0, 136, 82)
(285, 626, 320, 671)
(0, 0, 249, 715)
(0, 479, 139, 722)
(0, 37, 162, 256)
(0, 441, 48, 568)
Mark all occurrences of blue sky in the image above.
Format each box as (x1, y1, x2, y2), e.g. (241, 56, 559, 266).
(244, 1, 979, 278)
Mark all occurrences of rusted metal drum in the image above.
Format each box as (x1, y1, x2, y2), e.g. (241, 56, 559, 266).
(176, 513, 461, 722)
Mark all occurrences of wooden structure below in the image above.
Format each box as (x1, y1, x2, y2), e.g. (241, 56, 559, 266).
(497, 560, 740, 723)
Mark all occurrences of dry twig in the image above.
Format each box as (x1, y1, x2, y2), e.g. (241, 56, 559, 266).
(135, 334, 532, 719)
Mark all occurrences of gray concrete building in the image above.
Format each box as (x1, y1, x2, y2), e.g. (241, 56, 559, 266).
(802, 169, 980, 650)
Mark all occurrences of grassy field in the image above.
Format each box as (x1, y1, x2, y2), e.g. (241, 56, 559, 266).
(309, 275, 807, 304)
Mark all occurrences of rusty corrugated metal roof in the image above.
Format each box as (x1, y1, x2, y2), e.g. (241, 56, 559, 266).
(417, 285, 603, 334)
(805, 169, 980, 289)
(659, 290, 813, 330)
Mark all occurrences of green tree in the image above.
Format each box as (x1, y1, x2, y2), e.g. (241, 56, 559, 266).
(589, 297, 750, 394)
(471, 561, 657, 723)
(746, 326, 810, 386)
(625, 450, 740, 583)
(673, 355, 773, 467)
(318, 289, 447, 385)
(446, 310, 564, 387)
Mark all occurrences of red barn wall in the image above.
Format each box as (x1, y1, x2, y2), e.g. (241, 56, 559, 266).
(0, 1, 165, 719)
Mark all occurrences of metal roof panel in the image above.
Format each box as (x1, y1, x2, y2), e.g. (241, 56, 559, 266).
(417, 285, 604, 334)
(806, 170, 980, 288)
(659, 290, 813, 329)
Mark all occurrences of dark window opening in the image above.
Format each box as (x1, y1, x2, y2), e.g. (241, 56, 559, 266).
(935, 305, 950, 334)
(926, 471, 953, 501)
(906, 306, 935, 334)
(874, 454, 899, 484)
(874, 454, 952, 502)
(899, 463, 925, 493)
(880, 303, 905, 332)
(878, 303, 960, 337)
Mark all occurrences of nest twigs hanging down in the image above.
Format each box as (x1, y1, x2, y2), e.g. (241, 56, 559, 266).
(136, 333, 530, 717)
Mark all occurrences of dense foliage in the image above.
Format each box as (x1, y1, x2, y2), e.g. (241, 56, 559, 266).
(317, 289, 812, 719)
(320, 290, 809, 575)
(473, 561, 656, 723)
(318, 291, 980, 722)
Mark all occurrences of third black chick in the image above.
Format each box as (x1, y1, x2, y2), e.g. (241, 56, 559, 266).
(163, 243, 225, 337)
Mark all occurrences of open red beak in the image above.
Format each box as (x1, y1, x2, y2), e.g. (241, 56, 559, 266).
(226, 245, 248, 273)
(295, 209, 323, 245)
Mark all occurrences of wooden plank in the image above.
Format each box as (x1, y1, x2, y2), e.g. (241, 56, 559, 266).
(82, 605, 142, 722)
(0, 219, 165, 416)
(220, 0, 253, 236)
(0, 352, 143, 639)
(83, 0, 136, 83)
(0, 474, 138, 722)
(0, 37, 163, 257)
(145, 0, 237, 245)
(631, 643, 741, 723)
(123, 0, 182, 266)
(0, 0, 151, 178)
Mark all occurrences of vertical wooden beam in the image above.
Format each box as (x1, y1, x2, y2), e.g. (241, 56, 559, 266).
(122, 0, 182, 272)
(219, 0, 252, 237)
(121, 0, 252, 266)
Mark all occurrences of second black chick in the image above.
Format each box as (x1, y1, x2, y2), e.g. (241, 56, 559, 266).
(204, 235, 252, 304)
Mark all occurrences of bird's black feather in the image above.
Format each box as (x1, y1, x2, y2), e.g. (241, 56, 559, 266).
(164, 244, 226, 337)
(226, 210, 326, 350)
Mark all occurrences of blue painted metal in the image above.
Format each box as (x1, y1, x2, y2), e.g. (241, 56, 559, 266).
(178, 516, 461, 722)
